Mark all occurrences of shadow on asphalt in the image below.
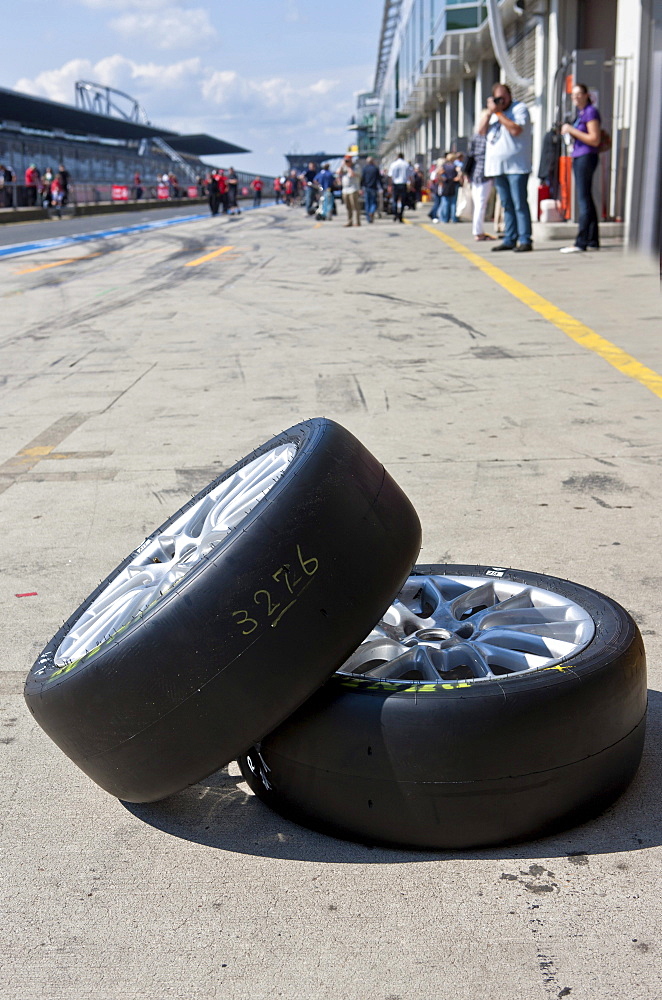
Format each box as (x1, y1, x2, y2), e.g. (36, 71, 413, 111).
(125, 690, 661, 864)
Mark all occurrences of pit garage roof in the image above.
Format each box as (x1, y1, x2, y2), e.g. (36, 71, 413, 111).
(0, 87, 249, 154)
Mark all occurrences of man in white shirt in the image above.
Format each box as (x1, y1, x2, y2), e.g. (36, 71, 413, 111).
(388, 152, 413, 222)
(480, 83, 533, 252)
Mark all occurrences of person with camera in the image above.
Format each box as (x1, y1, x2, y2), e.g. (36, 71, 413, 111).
(480, 83, 533, 252)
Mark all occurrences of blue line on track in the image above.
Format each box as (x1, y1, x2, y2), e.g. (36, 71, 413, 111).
(0, 214, 207, 261)
(0, 203, 276, 261)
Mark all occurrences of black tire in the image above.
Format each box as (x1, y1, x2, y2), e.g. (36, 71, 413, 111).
(25, 419, 421, 802)
(239, 564, 647, 849)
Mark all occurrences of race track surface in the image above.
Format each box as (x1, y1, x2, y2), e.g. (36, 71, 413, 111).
(1, 204, 660, 1000)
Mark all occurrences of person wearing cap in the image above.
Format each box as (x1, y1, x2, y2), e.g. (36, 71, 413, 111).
(338, 155, 362, 227)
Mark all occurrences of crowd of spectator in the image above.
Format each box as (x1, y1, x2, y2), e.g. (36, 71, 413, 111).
(265, 152, 491, 233)
(260, 80, 605, 255)
(0, 162, 71, 213)
(3, 84, 603, 255)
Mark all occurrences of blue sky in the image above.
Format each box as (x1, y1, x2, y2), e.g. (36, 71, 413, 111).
(4, 0, 384, 176)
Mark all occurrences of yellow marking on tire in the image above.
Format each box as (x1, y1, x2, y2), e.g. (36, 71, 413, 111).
(419, 223, 662, 401)
(185, 245, 235, 267)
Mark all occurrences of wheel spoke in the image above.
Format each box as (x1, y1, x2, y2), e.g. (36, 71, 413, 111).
(380, 597, 434, 637)
(341, 573, 595, 686)
(476, 627, 573, 660)
(476, 604, 574, 628)
(361, 645, 444, 682)
(492, 621, 587, 642)
(54, 444, 296, 666)
(341, 638, 411, 676)
(450, 582, 500, 620)
(473, 640, 549, 674)
(436, 642, 494, 679)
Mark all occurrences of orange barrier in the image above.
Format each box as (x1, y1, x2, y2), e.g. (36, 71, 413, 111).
(558, 155, 572, 221)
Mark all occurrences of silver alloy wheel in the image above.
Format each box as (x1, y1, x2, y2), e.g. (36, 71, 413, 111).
(338, 574, 596, 684)
(53, 444, 296, 667)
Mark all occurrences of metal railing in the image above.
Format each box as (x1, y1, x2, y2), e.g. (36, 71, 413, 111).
(0, 178, 276, 211)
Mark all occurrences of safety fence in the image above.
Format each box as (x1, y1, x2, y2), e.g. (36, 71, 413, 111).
(0, 175, 276, 210)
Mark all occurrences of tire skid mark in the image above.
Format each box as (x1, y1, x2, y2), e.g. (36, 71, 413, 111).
(429, 311, 486, 340)
(3, 269, 198, 349)
(500, 865, 573, 998)
(315, 372, 369, 412)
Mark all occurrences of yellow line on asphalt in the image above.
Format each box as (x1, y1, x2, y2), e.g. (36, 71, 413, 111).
(14, 252, 102, 274)
(419, 223, 662, 401)
(185, 245, 234, 267)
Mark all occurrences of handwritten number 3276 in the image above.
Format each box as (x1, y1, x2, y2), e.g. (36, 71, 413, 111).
(231, 545, 318, 635)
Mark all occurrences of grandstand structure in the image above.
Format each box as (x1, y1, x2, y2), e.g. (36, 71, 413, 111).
(0, 83, 256, 205)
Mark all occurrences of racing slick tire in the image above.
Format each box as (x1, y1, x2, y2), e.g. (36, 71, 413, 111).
(239, 564, 647, 849)
(24, 419, 421, 803)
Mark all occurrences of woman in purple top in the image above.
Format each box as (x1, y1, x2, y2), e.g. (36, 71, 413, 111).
(559, 83, 602, 252)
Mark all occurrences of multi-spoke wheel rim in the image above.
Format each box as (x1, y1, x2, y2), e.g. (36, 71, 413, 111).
(53, 444, 297, 667)
(338, 574, 595, 685)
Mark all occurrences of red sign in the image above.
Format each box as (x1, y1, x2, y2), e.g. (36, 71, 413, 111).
(112, 185, 129, 201)
(187, 185, 199, 198)
(157, 184, 170, 199)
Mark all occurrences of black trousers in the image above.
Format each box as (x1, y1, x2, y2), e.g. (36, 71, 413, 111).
(392, 183, 407, 219)
(573, 152, 599, 249)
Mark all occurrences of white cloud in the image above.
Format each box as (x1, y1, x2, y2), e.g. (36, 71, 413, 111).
(15, 59, 96, 105)
(201, 70, 341, 126)
(15, 56, 345, 132)
(80, 0, 181, 9)
(310, 79, 338, 96)
(14, 55, 355, 174)
(15, 55, 203, 109)
(285, 1, 302, 22)
(77, 1, 216, 49)
(110, 8, 216, 49)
